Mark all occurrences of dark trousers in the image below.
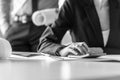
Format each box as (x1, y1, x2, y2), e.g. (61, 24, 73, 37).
(5, 21, 46, 52)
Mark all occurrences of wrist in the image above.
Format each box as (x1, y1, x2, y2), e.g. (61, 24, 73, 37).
(55, 46, 65, 56)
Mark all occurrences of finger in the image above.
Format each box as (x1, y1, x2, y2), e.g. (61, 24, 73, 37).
(77, 42, 89, 51)
(76, 42, 89, 54)
(75, 42, 89, 54)
(81, 42, 89, 51)
(69, 47, 81, 55)
(77, 45, 88, 55)
(68, 43, 88, 55)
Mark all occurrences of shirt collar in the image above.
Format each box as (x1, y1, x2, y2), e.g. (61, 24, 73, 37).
(94, 0, 108, 9)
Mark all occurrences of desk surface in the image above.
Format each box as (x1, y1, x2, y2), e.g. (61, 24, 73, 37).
(0, 54, 120, 80)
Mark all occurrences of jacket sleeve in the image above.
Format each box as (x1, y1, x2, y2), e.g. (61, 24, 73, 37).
(37, 0, 59, 10)
(38, 0, 75, 56)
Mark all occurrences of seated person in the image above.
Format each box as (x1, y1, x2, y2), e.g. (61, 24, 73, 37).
(38, 0, 120, 57)
(0, 0, 59, 52)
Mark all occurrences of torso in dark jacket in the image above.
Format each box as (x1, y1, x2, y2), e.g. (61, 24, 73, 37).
(39, 0, 120, 55)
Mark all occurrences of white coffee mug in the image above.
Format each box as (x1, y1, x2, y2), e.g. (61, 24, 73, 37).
(32, 8, 58, 26)
(0, 38, 12, 59)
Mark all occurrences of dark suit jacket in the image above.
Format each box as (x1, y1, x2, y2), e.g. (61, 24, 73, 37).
(37, 0, 58, 10)
(38, 0, 120, 55)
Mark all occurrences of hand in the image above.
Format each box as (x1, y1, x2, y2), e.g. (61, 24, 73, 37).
(0, 22, 9, 36)
(59, 42, 89, 57)
(87, 47, 106, 57)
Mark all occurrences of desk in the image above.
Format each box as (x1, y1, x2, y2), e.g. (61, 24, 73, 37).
(0, 54, 120, 80)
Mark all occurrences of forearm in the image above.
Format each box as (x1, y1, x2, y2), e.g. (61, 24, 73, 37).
(38, 40, 65, 56)
(38, 0, 73, 56)
(38, 26, 66, 56)
(0, 0, 11, 35)
(0, 0, 11, 22)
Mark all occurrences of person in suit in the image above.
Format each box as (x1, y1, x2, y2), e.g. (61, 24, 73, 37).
(38, 0, 120, 57)
(0, 0, 58, 52)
